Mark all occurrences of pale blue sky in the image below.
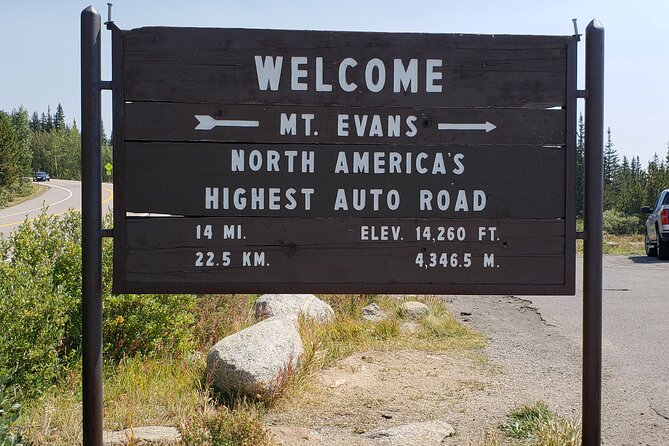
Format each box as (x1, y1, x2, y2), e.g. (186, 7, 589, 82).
(1, 1, 667, 165)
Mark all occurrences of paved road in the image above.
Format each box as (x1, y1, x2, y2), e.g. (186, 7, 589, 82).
(0, 179, 113, 238)
(447, 255, 669, 444)
(527, 255, 669, 443)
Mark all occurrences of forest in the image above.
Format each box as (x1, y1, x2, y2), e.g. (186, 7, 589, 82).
(0, 104, 112, 206)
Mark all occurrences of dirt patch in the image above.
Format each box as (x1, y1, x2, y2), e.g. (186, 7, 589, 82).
(269, 295, 582, 445)
(269, 350, 495, 445)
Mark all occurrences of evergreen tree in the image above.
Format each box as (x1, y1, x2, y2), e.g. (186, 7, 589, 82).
(46, 106, 53, 132)
(602, 127, 620, 209)
(603, 127, 619, 185)
(10, 107, 33, 176)
(29, 111, 40, 132)
(54, 103, 65, 131)
(0, 112, 21, 188)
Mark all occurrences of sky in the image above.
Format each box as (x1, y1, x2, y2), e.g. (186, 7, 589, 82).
(1, 0, 668, 166)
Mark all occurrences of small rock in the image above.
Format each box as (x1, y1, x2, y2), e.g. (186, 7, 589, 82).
(364, 420, 455, 445)
(103, 426, 181, 445)
(330, 379, 347, 388)
(362, 303, 387, 322)
(254, 294, 334, 322)
(381, 413, 393, 419)
(402, 301, 430, 319)
(460, 311, 472, 316)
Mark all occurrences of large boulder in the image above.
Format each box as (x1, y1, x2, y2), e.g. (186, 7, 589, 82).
(254, 294, 334, 322)
(206, 315, 304, 396)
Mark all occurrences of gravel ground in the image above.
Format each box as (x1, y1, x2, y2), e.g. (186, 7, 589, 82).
(271, 263, 669, 445)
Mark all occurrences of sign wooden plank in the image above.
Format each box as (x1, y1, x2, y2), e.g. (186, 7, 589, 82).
(122, 28, 572, 108)
(125, 103, 565, 146)
(121, 217, 568, 293)
(123, 142, 566, 219)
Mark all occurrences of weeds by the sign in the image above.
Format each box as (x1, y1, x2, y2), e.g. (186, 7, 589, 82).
(493, 401, 581, 446)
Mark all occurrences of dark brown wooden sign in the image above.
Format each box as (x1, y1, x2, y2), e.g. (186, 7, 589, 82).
(112, 26, 577, 294)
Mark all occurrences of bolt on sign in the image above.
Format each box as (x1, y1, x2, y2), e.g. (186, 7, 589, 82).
(112, 27, 577, 295)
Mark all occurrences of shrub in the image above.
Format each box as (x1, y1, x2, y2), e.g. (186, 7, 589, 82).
(180, 401, 274, 446)
(0, 210, 195, 395)
(602, 209, 641, 235)
(0, 373, 26, 446)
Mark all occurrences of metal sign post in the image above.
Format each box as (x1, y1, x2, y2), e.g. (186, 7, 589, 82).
(81, 6, 103, 446)
(583, 19, 605, 446)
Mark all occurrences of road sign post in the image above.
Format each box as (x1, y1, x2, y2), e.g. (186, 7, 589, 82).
(583, 19, 605, 446)
(81, 6, 103, 446)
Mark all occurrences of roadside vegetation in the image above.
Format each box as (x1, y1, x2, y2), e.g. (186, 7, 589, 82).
(481, 402, 581, 446)
(1, 211, 484, 445)
(575, 213, 645, 256)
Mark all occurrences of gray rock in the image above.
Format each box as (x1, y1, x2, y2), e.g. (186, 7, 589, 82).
(103, 426, 181, 445)
(254, 294, 334, 322)
(207, 315, 304, 396)
(364, 420, 455, 445)
(362, 303, 387, 322)
(402, 301, 430, 320)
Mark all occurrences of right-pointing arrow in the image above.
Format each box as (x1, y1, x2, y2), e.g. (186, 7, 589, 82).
(437, 121, 497, 132)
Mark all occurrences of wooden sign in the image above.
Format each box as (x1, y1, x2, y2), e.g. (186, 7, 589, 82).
(112, 27, 577, 294)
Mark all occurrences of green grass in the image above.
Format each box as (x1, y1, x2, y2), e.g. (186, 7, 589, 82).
(575, 217, 645, 256)
(0, 181, 43, 209)
(482, 402, 581, 446)
(576, 233, 644, 255)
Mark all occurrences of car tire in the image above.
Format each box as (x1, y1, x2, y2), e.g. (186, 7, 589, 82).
(657, 228, 669, 260)
(645, 231, 657, 257)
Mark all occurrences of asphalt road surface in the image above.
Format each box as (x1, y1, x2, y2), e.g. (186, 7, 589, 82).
(448, 255, 669, 444)
(0, 179, 113, 238)
(529, 255, 669, 443)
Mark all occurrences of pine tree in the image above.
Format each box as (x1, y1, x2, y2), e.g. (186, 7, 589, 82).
(54, 103, 65, 131)
(46, 106, 53, 132)
(602, 127, 620, 210)
(39, 112, 48, 132)
(0, 112, 21, 188)
(29, 111, 40, 132)
(603, 127, 619, 185)
(11, 107, 33, 176)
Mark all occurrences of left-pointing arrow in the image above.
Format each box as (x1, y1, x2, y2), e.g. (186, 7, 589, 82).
(437, 121, 497, 133)
(194, 115, 260, 130)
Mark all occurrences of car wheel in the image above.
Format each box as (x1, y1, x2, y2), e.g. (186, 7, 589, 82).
(645, 231, 657, 257)
(657, 229, 669, 260)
